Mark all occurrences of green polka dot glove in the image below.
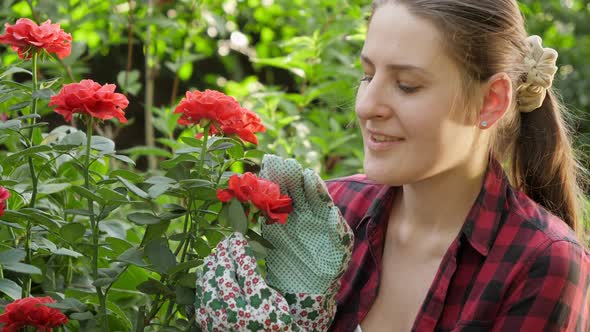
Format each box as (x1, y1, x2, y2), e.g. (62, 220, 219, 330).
(196, 232, 337, 331)
(259, 154, 354, 298)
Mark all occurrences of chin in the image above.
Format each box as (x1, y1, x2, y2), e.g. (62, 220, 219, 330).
(363, 159, 405, 186)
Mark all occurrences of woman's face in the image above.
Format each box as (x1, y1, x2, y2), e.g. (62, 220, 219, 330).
(356, 2, 484, 185)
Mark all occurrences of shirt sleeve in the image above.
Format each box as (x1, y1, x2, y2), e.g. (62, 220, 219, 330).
(492, 240, 590, 332)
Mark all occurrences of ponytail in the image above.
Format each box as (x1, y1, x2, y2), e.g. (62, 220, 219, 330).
(511, 89, 586, 235)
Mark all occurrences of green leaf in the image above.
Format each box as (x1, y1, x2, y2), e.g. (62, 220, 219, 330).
(0, 80, 31, 91)
(145, 240, 177, 275)
(167, 259, 202, 275)
(116, 247, 148, 267)
(175, 147, 202, 154)
(97, 187, 129, 202)
(14, 114, 41, 121)
(93, 277, 115, 287)
(0, 119, 22, 130)
(58, 131, 86, 146)
(0, 66, 32, 78)
(3, 262, 42, 274)
(143, 222, 171, 244)
(0, 221, 24, 229)
(0, 249, 26, 264)
(60, 223, 86, 244)
(145, 176, 177, 185)
(109, 154, 135, 166)
(127, 212, 162, 225)
(121, 146, 172, 158)
(19, 208, 62, 229)
(91, 136, 115, 152)
(117, 70, 142, 96)
(175, 286, 195, 305)
(228, 198, 248, 234)
(110, 169, 144, 183)
(137, 278, 172, 296)
(104, 237, 132, 257)
(70, 312, 94, 321)
(180, 136, 202, 147)
(249, 240, 269, 259)
(116, 176, 149, 199)
(8, 101, 31, 111)
(0, 279, 22, 300)
(32, 88, 54, 100)
(105, 300, 133, 330)
(148, 183, 172, 198)
(71, 185, 105, 204)
(244, 149, 266, 162)
(53, 247, 83, 258)
(4, 145, 52, 163)
(246, 229, 275, 249)
(38, 183, 72, 195)
(64, 209, 93, 216)
(45, 298, 87, 312)
(194, 238, 211, 258)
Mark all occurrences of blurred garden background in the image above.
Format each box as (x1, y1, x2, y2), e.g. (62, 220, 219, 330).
(0, 0, 589, 331)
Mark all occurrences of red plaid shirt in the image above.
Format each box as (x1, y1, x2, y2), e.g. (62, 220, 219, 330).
(327, 159, 590, 332)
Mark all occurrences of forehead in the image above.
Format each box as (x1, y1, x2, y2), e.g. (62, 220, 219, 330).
(363, 3, 447, 69)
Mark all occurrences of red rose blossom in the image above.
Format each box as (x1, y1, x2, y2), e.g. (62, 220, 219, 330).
(49, 79, 129, 123)
(0, 18, 72, 60)
(216, 172, 293, 224)
(0, 296, 68, 332)
(174, 89, 265, 144)
(0, 186, 9, 217)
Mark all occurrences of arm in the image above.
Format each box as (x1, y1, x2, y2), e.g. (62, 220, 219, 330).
(493, 240, 590, 332)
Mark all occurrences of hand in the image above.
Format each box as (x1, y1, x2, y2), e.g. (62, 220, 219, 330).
(195, 232, 336, 332)
(259, 154, 353, 295)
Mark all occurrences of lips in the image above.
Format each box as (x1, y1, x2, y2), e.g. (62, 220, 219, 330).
(371, 134, 403, 142)
(366, 130, 404, 151)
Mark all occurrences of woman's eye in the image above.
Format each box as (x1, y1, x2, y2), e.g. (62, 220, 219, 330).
(360, 75, 373, 82)
(398, 83, 420, 93)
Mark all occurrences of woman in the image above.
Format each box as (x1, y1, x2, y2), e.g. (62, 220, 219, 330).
(196, 0, 590, 331)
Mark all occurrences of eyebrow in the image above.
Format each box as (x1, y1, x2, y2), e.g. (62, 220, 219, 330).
(360, 54, 427, 74)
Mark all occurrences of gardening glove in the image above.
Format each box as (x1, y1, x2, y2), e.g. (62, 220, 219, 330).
(259, 155, 354, 316)
(195, 232, 333, 332)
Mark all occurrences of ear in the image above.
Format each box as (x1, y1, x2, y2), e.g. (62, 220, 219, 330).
(478, 73, 513, 129)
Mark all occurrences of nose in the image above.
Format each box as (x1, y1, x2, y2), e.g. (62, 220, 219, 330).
(355, 74, 394, 121)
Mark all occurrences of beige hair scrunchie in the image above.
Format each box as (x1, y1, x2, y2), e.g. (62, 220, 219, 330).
(517, 35, 559, 113)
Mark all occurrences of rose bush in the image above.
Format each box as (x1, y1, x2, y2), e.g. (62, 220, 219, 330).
(0, 187, 9, 217)
(0, 297, 68, 332)
(217, 172, 293, 225)
(174, 89, 265, 144)
(49, 80, 129, 123)
(0, 18, 71, 59)
(0, 17, 292, 330)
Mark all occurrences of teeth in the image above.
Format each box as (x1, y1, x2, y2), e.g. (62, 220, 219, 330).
(372, 134, 401, 142)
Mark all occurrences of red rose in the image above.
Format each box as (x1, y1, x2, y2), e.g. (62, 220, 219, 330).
(0, 296, 68, 332)
(0, 18, 71, 60)
(0, 186, 9, 217)
(49, 79, 129, 123)
(216, 172, 293, 224)
(173, 89, 265, 144)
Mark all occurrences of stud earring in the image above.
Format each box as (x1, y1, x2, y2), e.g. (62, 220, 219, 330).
(480, 121, 488, 128)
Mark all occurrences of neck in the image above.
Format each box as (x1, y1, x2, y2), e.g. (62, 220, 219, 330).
(394, 154, 489, 235)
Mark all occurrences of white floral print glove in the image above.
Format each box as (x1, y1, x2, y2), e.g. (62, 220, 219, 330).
(195, 232, 336, 332)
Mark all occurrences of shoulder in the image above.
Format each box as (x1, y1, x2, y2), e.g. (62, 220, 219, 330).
(326, 174, 390, 228)
(494, 190, 590, 329)
(500, 186, 590, 283)
(504, 187, 584, 250)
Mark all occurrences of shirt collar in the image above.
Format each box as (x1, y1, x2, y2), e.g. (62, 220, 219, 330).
(460, 158, 509, 256)
(358, 157, 509, 256)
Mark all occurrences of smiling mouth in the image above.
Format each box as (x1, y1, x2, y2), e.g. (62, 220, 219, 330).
(370, 134, 404, 142)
